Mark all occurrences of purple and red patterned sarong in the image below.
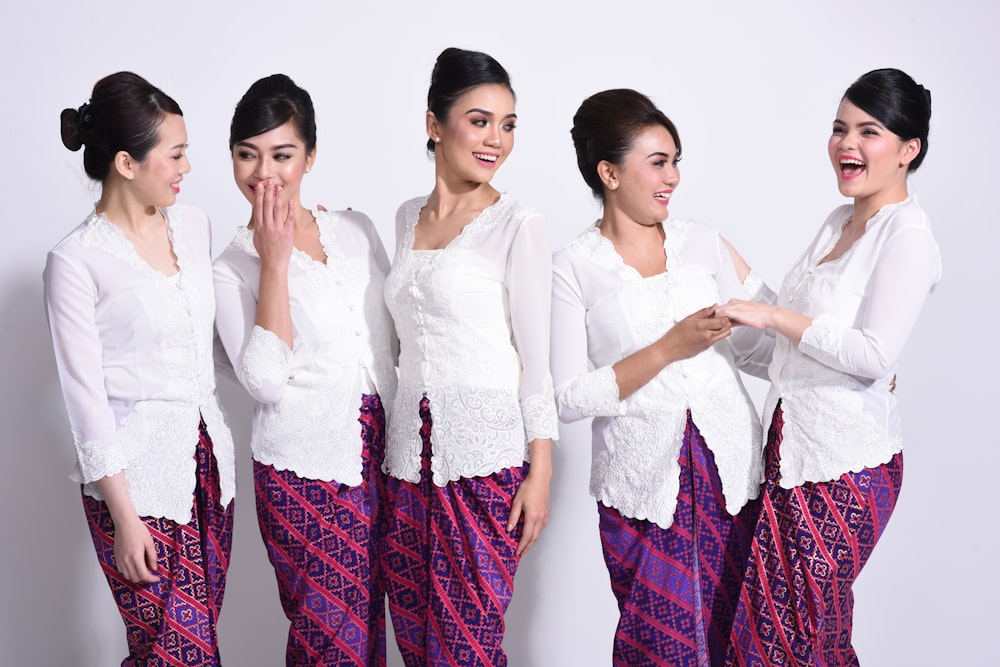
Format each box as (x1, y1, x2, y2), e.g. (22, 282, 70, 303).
(83, 420, 234, 667)
(599, 413, 760, 667)
(382, 397, 526, 667)
(254, 393, 387, 667)
(726, 404, 903, 667)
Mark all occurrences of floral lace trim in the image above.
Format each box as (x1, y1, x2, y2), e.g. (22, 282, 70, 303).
(395, 194, 527, 269)
(71, 431, 128, 484)
(799, 313, 847, 368)
(241, 326, 292, 394)
(385, 385, 529, 486)
(771, 376, 903, 488)
(522, 375, 560, 441)
(741, 271, 766, 299)
(556, 366, 624, 418)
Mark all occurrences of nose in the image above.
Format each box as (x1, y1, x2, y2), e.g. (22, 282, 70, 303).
(485, 124, 501, 148)
(253, 157, 273, 180)
(180, 154, 192, 175)
(664, 163, 679, 187)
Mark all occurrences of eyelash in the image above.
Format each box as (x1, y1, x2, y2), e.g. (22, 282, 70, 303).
(471, 119, 517, 131)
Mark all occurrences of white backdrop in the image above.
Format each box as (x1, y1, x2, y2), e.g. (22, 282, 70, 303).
(2, 1, 995, 665)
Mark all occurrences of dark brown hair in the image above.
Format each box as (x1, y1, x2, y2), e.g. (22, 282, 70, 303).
(571, 89, 681, 200)
(60, 72, 183, 182)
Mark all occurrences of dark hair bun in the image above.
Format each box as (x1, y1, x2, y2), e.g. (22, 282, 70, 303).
(60, 107, 84, 152)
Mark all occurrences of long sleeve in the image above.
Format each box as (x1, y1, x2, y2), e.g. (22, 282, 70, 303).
(213, 255, 292, 404)
(43, 251, 127, 482)
(550, 258, 624, 424)
(714, 234, 776, 380)
(798, 225, 941, 379)
(506, 213, 558, 440)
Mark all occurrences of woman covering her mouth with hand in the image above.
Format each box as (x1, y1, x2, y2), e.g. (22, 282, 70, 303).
(213, 74, 397, 666)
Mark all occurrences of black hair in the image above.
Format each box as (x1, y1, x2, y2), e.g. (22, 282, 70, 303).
(426, 47, 514, 152)
(60, 71, 183, 182)
(843, 68, 932, 172)
(571, 89, 681, 200)
(229, 74, 316, 152)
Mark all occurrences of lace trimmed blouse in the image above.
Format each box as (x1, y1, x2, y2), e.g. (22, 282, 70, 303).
(43, 204, 236, 524)
(764, 198, 942, 488)
(383, 194, 559, 486)
(213, 209, 398, 486)
(551, 219, 775, 529)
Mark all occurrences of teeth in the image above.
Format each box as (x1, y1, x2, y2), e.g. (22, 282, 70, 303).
(841, 158, 865, 166)
(473, 152, 498, 162)
(654, 192, 671, 200)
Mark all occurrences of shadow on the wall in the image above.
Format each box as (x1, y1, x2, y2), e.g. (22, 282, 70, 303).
(0, 273, 118, 664)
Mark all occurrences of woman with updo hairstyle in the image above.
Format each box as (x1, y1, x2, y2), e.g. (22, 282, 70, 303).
(381, 47, 557, 665)
(213, 73, 396, 666)
(44, 72, 236, 665)
(552, 88, 775, 666)
(719, 68, 941, 666)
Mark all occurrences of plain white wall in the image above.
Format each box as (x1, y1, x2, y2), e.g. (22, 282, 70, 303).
(2, 1, 995, 664)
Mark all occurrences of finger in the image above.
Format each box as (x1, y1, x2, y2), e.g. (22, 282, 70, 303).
(507, 496, 523, 533)
(316, 204, 328, 212)
(253, 178, 268, 225)
(144, 540, 160, 582)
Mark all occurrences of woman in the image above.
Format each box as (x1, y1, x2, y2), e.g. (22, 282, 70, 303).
(213, 74, 397, 666)
(44, 72, 236, 666)
(551, 89, 775, 666)
(381, 47, 558, 666)
(719, 69, 942, 667)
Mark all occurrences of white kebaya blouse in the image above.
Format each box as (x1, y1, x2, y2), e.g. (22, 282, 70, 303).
(43, 204, 236, 524)
(551, 219, 774, 529)
(764, 197, 942, 488)
(383, 194, 559, 486)
(213, 209, 397, 486)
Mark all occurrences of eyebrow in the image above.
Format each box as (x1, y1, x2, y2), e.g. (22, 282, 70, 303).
(646, 151, 672, 159)
(234, 140, 299, 150)
(464, 108, 518, 120)
(833, 118, 884, 129)
(170, 143, 188, 150)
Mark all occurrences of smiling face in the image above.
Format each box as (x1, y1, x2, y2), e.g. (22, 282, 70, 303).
(428, 83, 516, 186)
(603, 124, 680, 226)
(129, 113, 190, 208)
(231, 119, 314, 206)
(828, 98, 918, 207)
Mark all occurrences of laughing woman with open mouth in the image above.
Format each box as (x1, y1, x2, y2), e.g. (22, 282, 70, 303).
(719, 69, 942, 667)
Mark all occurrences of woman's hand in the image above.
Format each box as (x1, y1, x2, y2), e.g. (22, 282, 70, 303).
(717, 299, 774, 329)
(251, 179, 295, 267)
(508, 438, 552, 557)
(113, 513, 160, 584)
(659, 305, 732, 360)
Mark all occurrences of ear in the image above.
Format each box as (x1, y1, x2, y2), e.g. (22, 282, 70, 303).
(899, 138, 921, 168)
(305, 146, 317, 173)
(597, 160, 619, 191)
(426, 111, 442, 145)
(113, 150, 135, 180)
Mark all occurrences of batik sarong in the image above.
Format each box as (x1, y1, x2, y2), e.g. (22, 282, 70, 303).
(254, 394, 386, 666)
(599, 413, 760, 667)
(383, 397, 526, 667)
(83, 420, 234, 667)
(726, 404, 903, 667)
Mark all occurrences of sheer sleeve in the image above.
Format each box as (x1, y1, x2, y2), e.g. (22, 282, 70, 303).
(506, 213, 559, 440)
(213, 255, 292, 404)
(799, 225, 941, 378)
(714, 233, 776, 379)
(43, 251, 127, 482)
(550, 257, 625, 423)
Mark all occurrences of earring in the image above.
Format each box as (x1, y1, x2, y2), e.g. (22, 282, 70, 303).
(434, 136, 441, 143)
(609, 180, 618, 189)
